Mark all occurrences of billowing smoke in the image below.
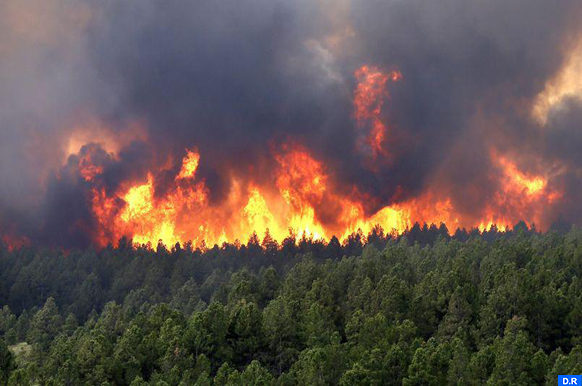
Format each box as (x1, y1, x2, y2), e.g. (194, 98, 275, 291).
(2, 0, 582, 248)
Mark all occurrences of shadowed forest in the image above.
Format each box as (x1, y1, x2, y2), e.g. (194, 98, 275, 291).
(1, 223, 581, 385)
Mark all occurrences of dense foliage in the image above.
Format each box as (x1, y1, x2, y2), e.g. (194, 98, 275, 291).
(1, 224, 581, 385)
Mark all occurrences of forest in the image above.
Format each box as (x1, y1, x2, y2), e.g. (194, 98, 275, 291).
(0, 223, 581, 385)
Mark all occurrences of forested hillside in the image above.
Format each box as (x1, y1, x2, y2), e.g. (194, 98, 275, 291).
(1, 224, 581, 385)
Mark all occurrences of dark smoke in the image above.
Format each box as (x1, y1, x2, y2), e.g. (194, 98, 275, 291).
(1, 0, 582, 247)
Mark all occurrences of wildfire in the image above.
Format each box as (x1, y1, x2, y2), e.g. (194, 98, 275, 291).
(479, 152, 561, 230)
(118, 175, 181, 246)
(176, 149, 200, 180)
(74, 140, 561, 250)
(78, 148, 105, 182)
(5, 63, 564, 250)
(1, 233, 29, 251)
(354, 65, 402, 158)
(495, 155, 546, 196)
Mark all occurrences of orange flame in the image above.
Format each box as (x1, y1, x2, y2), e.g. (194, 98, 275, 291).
(78, 142, 563, 250)
(78, 149, 104, 182)
(354, 65, 402, 158)
(481, 152, 562, 229)
(176, 149, 200, 180)
(495, 155, 546, 196)
(53, 65, 564, 249)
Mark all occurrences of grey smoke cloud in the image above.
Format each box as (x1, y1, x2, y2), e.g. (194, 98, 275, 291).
(1, 0, 582, 246)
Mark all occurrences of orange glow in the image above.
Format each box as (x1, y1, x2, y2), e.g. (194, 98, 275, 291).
(1, 233, 29, 251)
(354, 65, 402, 158)
(78, 149, 104, 182)
(495, 155, 546, 196)
(120, 175, 180, 246)
(49, 66, 564, 249)
(64, 121, 147, 161)
(533, 39, 582, 125)
(176, 149, 200, 180)
(483, 152, 562, 229)
(75, 141, 565, 250)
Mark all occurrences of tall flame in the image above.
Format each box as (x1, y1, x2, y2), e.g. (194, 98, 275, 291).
(49, 64, 565, 249)
(76, 142, 560, 249)
(176, 150, 200, 180)
(354, 65, 402, 158)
